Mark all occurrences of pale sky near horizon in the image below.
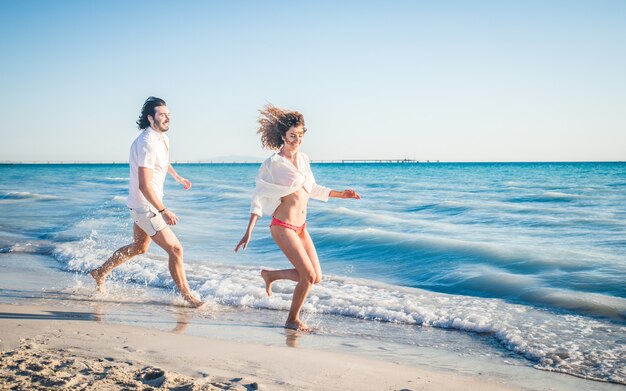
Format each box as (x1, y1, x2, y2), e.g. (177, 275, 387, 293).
(1, 1, 625, 162)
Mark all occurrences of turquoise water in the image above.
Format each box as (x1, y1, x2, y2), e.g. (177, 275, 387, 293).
(1, 162, 625, 384)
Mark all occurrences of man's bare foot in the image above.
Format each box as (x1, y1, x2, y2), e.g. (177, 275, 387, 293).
(285, 320, 313, 333)
(90, 269, 106, 293)
(183, 294, 206, 309)
(261, 269, 273, 296)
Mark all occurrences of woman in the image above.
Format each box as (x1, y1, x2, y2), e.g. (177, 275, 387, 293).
(235, 104, 360, 332)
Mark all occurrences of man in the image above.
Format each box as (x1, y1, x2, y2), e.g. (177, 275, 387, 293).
(90, 96, 204, 307)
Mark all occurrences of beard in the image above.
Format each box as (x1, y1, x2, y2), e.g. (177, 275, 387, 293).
(155, 122, 170, 132)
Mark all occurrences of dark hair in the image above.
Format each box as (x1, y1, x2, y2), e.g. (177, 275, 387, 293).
(257, 104, 306, 150)
(136, 96, 167, 130)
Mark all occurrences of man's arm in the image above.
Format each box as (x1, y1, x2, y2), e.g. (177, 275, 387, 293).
(138, 167, 179, 225)
(168, 164, 192, 190)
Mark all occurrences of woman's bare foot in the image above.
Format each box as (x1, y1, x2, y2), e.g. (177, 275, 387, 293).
(261, 269, 273, 296)
(90, 269, 107, 293)
(285, 320, 313, 333)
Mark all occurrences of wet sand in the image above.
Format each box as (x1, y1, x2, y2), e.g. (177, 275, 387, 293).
(0, 302, 523, 390)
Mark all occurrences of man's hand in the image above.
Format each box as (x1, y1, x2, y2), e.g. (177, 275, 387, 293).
(176, 176, 192, 190)
(161, 209, 179, 225)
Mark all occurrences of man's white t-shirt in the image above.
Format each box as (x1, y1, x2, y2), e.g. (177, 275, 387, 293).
(126, 127, 170, 209)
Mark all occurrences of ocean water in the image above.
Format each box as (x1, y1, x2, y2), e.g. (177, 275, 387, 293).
(1, 161, 625, 385)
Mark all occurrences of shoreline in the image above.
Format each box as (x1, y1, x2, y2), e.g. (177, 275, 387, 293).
(0, 252, 623, 390)
(0, 302, 525, 391)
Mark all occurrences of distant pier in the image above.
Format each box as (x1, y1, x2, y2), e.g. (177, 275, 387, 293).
(343, 158, 418, 163)
(315, 159, 432, 163)
(0, 158, 441, 165)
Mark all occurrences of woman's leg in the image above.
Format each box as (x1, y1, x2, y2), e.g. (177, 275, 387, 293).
(261, 268, 298, 296)
(270, 225, 317, 331)
(301, 229, 322, 284)
(261, 229, 319, 295)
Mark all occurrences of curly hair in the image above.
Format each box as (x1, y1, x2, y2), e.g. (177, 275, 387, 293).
(136, 96, 166, 130)
(257, 104, 306, 150)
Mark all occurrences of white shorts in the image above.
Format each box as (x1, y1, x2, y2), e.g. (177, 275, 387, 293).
(130, 206, 168, 237)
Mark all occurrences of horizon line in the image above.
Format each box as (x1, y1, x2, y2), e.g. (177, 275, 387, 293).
(1, 160, 624, 165)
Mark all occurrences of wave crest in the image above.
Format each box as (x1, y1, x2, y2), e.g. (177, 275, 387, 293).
(51, 236, 626, 385)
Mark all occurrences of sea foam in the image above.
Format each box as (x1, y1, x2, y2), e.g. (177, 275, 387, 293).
(52, 235, 626, 385)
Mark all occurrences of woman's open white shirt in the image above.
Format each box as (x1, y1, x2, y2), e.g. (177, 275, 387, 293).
(250, 152, 331, 217)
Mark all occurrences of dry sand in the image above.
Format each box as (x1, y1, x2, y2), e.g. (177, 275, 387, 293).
(0, 303, 522, 391)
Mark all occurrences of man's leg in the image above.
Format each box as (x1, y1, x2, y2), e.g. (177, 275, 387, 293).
(150, 227, 205, 308)
(90, 224, 151, 293)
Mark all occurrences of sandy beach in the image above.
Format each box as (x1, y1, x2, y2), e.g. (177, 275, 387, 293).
(1, 253, 622, 390)
(0, 301, 525, 391)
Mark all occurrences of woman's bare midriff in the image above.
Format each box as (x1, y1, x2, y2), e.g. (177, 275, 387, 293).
(273, 187, 309, 226)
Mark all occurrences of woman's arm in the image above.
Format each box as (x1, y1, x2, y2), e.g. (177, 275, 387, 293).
(235, 213, 260, 252)
(236, 162, 270, 252)
(305, 154, 359, 201)
(329, 189, 361, 199)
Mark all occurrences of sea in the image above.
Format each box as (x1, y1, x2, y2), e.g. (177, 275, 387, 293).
(0, 161, 624, 386)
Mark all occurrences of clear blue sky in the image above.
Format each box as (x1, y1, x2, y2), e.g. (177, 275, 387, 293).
(1, 0, 624, 162)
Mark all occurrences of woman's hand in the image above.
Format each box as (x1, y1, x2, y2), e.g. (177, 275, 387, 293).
(340, 189, 361, 199)
(235, 232, 251, 252)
